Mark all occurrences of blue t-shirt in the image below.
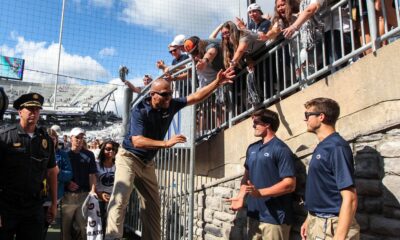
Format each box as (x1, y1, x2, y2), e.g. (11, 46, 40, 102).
(67, 149, 97, 192)
(305, 132, 355, 214)
(248, 18, 271, 34)
(244, 137, 295, 224)
(123, 97, 187, 162)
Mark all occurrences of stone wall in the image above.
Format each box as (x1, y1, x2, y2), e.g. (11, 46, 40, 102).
(192, 126, 400, 240)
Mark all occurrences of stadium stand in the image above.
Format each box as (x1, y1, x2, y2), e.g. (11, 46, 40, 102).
(0, 78, 118, 114)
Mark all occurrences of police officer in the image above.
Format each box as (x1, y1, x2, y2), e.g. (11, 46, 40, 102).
(0, 92, 58, 240)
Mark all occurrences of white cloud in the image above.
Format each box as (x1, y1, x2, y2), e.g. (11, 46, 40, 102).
(89, 0, 113, 8)
(99, 47, 116, 57)
(119, 0, 246, 37)
(0, 34, 109, 84)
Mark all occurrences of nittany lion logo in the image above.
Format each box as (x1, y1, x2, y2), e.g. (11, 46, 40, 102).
(89, 220, 97, 227)
(264, 152, 270, 157)
(316, 154, 321, 160)
(88, 203, 95, 210)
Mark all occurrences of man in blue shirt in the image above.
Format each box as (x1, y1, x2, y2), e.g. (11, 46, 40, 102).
(62, 127, 97, 240)
(236, 3, 271, 34)
(105, 68, 235, 240)
(227, 108, 296, 240)
(301, 98, 360, 240)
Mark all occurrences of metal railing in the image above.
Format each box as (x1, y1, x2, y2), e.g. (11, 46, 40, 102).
(122, 0, 399, 238)
(197, 0, 400, 138)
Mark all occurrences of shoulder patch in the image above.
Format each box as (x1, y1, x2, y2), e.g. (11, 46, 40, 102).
(0, 124, 17, 134)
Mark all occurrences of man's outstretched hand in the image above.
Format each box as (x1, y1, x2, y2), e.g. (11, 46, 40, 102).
(216, 68, 236, 85)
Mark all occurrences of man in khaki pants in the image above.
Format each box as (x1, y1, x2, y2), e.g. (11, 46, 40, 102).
(105, 68, 235, 240)
(301, 98, 360, 240)
(227, 109, 296, 240)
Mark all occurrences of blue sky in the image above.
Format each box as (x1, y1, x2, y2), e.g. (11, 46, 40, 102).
(0, 0, 273, 113)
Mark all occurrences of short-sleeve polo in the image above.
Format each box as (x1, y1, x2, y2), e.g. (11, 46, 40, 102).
(244, 137, 295, 224)
(305, 132, 355, 214)
(122, 97, 187, 162)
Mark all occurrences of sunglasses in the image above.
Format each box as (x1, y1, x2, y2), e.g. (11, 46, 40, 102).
(304, 111, 322, 120)
(252, 119, 267, 128)
(104, 147, 115, 152)
(169, 49, 178, 54)
(153, 91, 173, 98)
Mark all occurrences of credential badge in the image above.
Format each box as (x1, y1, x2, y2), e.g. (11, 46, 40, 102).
(42, 139, 48, 149)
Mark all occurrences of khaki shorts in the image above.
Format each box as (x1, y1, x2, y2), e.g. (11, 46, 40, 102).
(307, 213, 360, 240)
(248, 217, 291, 240)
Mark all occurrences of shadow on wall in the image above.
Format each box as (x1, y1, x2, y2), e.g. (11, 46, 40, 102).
(228, 208, 248, 240)
(354, 145, 400, 239)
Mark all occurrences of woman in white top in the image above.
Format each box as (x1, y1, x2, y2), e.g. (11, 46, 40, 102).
(95, 140, 119, 231)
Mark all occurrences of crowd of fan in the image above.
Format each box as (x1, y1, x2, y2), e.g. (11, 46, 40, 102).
(124, 0, 399, 97)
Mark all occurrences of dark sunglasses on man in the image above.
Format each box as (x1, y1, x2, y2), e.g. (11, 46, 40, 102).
(304, 111, 323, 120)
(152, 91, 173, 98)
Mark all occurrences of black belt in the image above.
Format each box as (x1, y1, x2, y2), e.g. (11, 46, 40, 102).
(309, 211, 339, 218)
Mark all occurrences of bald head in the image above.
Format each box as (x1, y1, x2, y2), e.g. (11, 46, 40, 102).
(150, 78, 171, 92)
(149, 78, 173, 109)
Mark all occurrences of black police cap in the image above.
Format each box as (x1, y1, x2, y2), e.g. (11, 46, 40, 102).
(13, 92, 44, 110)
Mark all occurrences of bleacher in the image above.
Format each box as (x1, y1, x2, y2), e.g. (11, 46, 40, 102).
(0, 78, 117, 114)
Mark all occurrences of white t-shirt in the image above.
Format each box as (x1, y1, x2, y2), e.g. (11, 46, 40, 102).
(95, 161, 115, 194)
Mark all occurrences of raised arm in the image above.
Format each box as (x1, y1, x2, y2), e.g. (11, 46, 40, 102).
(258, 24, 282, 41)
(209, 23, 223, 39)
(230, 41, 249, 68)
(283, 2, 321, 38)
(186, 68, 235, 106)
(124, 81, 142, 94)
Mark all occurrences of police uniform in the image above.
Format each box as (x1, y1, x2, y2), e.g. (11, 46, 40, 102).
(0, 93, 56, 240)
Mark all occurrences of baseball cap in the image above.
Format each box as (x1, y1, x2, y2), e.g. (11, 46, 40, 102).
(169, 34, 186, 47)
(70, 127, 85, 137)
(51, 125, 63, 136)
(247, 3, 263, 13)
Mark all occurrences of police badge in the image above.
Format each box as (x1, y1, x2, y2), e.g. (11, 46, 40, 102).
(42, 139, 48, 149)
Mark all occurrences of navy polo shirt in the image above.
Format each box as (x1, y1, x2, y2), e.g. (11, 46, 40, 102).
(244, 137, 295, 224)
(123, 97, 187, 162)
(305, 132, 355, 214)
(248, 18, 271, 34)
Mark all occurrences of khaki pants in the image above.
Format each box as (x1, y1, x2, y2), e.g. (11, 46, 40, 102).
(248, 217, 291, 240)
(61, 192, 88, 240)
(105, 147, 161, 240)
(307, 213, 360, 240)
